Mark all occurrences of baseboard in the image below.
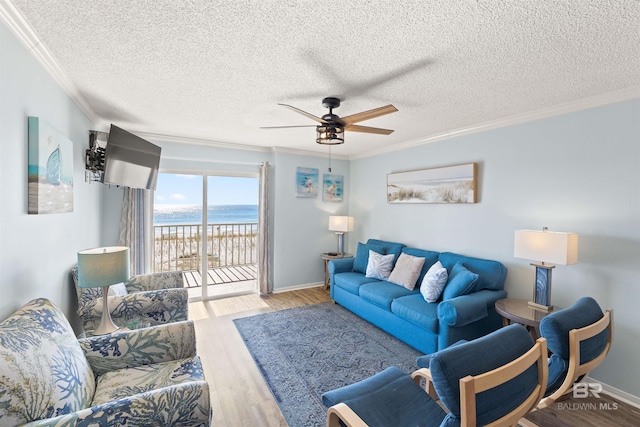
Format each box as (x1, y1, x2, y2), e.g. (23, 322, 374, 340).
(272, 282, 324, 294)
(585, 376, 640, 409)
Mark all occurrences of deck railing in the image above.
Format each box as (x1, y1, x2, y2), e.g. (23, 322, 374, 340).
(153, 222, 258, 273)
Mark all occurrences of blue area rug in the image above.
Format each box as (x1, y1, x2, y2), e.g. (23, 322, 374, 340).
(233, 302, 423, 427)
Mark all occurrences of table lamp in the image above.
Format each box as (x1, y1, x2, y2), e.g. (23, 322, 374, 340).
(514, 228, 578, 311)
(329, 216, 354, 254)
(77, 246, 130, 335)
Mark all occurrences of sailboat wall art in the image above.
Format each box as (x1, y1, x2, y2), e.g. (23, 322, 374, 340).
(28, 117, 74, 214)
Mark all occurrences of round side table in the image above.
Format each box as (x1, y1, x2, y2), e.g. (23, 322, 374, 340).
(495, 298, 558, 340)
(322, 253, 353, 290)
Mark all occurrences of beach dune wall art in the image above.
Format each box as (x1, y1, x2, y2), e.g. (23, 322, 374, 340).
(28, 117, 74, 214)
(387, 163, 477, 204)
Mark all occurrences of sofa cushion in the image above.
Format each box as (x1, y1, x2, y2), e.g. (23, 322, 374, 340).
(442, 262, 479, 300)
(391, 294, 439, 333)
(353, 242, 388, 274)
(0, 298, 96, 425)
(420, 261, 448, 303)
(438, 252, 507, 291)
(92, 356, 205, 406)
(334, 272, 381, 295)
(402, 248, 441, 284)
(365, 251, 395, 280)
(366, 239, 406, 266)
(360, 282, 417, 310)
(387, 252, 426, 290)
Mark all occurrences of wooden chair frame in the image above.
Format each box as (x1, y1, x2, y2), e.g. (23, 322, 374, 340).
(537, 309, 613, 409)
(327, 338, 548, 427)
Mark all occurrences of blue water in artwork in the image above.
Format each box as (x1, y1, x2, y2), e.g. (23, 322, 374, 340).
(154, 204, 258, 225)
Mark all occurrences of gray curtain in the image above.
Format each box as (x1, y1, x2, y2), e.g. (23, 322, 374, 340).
(258, 162, 272, 295)
(118, 187, 153, 275)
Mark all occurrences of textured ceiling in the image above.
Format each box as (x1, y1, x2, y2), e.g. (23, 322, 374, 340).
(5, 0, 640, 157)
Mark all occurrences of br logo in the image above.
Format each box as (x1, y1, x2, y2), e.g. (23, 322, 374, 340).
(573, 382, 602, 398)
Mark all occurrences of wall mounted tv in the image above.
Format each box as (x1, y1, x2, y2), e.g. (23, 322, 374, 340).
(103, 125, 161, 191)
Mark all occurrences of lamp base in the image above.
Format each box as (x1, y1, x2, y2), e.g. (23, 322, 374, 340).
(336, 232, 345, 255)
(529, 263, 555, 312)
(92, 285, 119, 335)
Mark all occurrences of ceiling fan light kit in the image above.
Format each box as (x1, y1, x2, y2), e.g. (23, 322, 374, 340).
(262, 97, 397, 146)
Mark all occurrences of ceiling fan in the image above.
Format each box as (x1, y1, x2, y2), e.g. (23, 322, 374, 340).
(261, 97, 398, 145)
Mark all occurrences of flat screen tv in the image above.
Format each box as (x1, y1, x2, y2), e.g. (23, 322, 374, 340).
(103, 125, 161, 190)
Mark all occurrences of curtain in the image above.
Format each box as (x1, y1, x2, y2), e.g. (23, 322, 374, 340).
(118, 187, 153, 275)
(258, 162, 272, 295)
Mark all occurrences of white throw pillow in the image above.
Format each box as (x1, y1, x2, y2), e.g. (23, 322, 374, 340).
(387, 253, 426, 290)
(365, 250, 396, 281)
(420, 261, 448, 303)
(108, 282, 128, 296)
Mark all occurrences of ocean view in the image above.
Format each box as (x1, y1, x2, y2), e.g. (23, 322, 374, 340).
(154, 204, 258, 226)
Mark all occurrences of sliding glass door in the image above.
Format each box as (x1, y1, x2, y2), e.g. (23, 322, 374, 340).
(153, 172, 259, 301)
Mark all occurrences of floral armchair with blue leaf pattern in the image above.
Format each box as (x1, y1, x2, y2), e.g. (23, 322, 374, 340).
(71, 266, 189, 332)
(0, 298, 211, 426)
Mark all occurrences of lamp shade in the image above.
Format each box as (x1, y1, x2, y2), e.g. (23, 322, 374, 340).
(329, 216, 354, 233)
(77, 246, 130, 288)
(514, 230, 578, 265)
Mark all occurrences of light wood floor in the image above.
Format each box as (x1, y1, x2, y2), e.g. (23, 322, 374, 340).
(189, 287, 638, 427)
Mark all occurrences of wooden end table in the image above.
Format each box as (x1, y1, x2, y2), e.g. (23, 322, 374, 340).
(495, 298, 558, 340)
(322, 253, 352, 290)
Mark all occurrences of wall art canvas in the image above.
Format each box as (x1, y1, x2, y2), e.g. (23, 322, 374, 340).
(387, 163, 477, 204)
(28, 117, 74, 214)
(322, 174, 344, 202)
(296, 167, 319, 198)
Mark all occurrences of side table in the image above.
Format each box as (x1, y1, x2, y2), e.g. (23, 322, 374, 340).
(322, 253, 353, 290)
(495, 298, 558, 340)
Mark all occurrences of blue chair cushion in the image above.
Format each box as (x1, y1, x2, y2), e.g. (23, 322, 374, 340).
(334, 272, 380, 296)
(441, 263, 479, 300)
(539, 296, 608, 362)
(353, 242, 388, 274)
(359, 282, 417, 310)
(322, 366, 447, 427)
(416, 339, 468, 369)
(429, 324, 538, 425)
(546, 353, 570, 395)
(391, 294, 439, 333)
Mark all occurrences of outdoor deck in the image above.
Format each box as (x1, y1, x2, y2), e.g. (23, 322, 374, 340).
(182, 264, 258, 288)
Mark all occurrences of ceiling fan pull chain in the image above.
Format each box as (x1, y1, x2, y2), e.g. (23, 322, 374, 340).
(328, 145, 332, 172)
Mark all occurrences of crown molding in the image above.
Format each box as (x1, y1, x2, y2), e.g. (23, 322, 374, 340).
(134, 131, 272, 153)
(0, 0, 100, 124)
(272, 146, 349, 160)
(349, 87, 640, 161)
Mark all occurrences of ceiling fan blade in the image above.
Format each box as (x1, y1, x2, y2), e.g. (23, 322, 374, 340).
(278, 103, 326, 124)
(338, 104, 398, 125)
(260, 125, 318, 129)
(345, 124, 394, 135)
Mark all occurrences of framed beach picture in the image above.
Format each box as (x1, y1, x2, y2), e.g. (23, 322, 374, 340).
(296, 167, 319, 198)
(387, 163, 477, 204)
(322, 174, 344, 202)
(28, 117, 74, 214)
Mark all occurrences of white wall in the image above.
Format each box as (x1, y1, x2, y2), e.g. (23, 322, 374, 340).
(348, 99, 640, 397)
(0, 21, 102, 329)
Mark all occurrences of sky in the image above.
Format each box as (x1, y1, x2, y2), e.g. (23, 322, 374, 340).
(154, 173, 259, 206)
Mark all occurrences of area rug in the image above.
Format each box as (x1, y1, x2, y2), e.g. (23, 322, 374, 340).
(233, 302, 423, 427)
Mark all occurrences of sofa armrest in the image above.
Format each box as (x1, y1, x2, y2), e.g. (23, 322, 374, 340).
(125, 270, 185, 292)
(23, 381, 211, 426)
(437, 289, 507, 327)
(78, 320, 197, 375)
(328, 258, 355, 275)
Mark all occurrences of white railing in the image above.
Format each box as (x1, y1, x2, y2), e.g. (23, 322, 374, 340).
(153, 222, 258, 273)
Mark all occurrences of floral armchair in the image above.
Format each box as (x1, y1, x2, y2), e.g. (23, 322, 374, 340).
(71, 266, 189, 332)
(0, 298, 211, 426)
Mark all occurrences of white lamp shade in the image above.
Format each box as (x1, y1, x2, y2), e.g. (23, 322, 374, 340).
(329, 216, 354, 232)
(514, 230, 578, 265)
(77, 246, 130, 288)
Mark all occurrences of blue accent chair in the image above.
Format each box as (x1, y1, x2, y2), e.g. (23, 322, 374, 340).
(537, 296, 613, 408)
(322, 324, 548, 427)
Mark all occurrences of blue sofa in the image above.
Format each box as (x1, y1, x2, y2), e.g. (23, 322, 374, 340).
(329, 239, 508, 354)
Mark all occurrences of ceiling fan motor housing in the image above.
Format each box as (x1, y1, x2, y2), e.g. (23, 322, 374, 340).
(322, 97, 341, 109)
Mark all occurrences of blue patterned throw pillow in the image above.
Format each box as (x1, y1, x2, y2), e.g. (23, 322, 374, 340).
(365, 250, 395, 280)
